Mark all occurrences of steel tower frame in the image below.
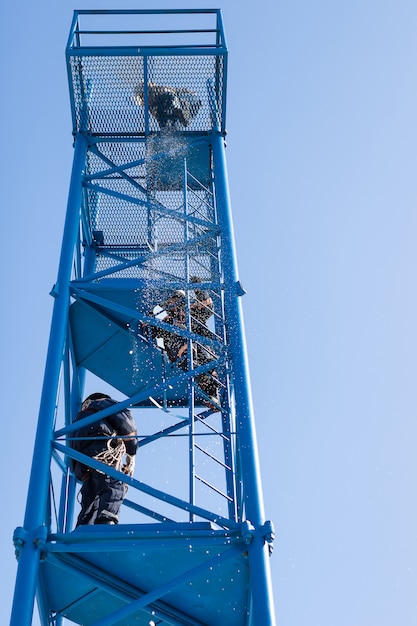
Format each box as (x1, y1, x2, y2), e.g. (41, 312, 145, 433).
(11, 10, 276, 626)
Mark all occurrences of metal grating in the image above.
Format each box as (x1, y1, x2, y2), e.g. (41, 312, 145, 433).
(82, 139, 219, 283)
(66, 9, 227, 135)
(69, 54, 224, 135)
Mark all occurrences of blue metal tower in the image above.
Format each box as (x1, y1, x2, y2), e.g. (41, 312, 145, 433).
(11, 10, 276, 625)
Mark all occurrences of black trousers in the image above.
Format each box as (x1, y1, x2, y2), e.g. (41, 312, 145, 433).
(76, 469, 125, 526)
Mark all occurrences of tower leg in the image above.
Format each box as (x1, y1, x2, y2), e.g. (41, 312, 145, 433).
(212, 132, 277, 625)
(10, 134, 88, 626)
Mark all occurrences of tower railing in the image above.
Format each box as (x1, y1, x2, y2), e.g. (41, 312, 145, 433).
(66, 9, 227, 136)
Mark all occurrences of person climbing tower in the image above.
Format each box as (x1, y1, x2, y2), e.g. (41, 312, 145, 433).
(71, 393, 137, 526)
(149, 284, 220, 407)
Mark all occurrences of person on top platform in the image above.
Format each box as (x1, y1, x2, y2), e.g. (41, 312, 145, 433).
(71, 393, 137, 526)
(133, 80, 202, 130)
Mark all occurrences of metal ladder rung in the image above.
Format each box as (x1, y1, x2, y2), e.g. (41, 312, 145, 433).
(195, 474, 233, 502)
(195, 443, 231, 471)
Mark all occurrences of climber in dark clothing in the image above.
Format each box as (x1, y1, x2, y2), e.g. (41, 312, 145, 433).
(133, 81, 202, 130)
(71, 393, 137, 526)
(188, 278, 220, 404)
(151, 283, 220, 406)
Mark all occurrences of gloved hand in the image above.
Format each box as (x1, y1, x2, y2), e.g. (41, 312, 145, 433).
(122, 454, 136, 476)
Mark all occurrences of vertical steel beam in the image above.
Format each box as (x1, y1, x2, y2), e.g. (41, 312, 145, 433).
(212, 132, 276, 625)
(10, 133, 88, 626)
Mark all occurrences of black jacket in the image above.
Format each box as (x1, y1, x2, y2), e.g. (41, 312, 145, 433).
(71, 398, 137, 479)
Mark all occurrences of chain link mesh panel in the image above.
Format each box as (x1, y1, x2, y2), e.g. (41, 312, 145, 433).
(82, 140, 219, 285)
(69, 54, 224, 135)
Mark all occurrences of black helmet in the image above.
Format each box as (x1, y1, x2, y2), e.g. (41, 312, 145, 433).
(84, 392, 111, 403)
(81, 392, 111, 410)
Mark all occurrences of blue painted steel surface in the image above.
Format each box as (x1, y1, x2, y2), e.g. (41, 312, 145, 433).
(11, 10, 275, 625)
(11, 134, 88, 626)
(212, 134, 276, 623)
(41, 524, 247, 626)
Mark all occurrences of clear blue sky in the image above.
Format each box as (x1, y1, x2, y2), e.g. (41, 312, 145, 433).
(2, 1, 417, 624)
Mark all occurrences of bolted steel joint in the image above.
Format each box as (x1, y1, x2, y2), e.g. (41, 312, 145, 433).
(262, 520, 276, 544)
(240, 520, 255, 545)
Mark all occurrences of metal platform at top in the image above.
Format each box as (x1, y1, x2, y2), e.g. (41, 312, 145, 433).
(66, 9, 227, 137)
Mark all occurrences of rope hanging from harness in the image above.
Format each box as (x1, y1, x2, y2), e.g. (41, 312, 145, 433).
(76, 435, 135, 503)
(93, 432, 127, 473)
